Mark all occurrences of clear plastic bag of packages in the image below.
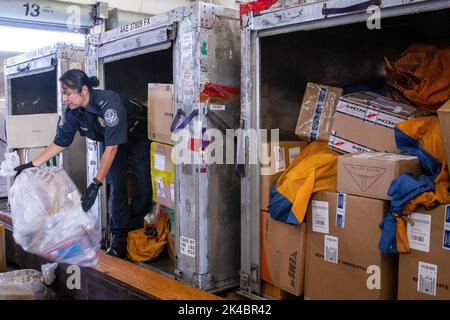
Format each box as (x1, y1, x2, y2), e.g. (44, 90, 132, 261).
(10, 167, 100, 268)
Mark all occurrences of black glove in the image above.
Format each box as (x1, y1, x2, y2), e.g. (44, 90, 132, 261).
(14, 161, 35, 176)
(81, 178, 103, 212)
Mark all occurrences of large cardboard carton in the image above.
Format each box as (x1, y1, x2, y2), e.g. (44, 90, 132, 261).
(260, 141, 308, 211)
(328, 92, 424, 154)
(337, 152, 422, 200)
(0, 224, 5, 273)
(260, 211, 307, 296)
(437, 99, 450, 172)
(148, 83, 174, 145)
(150, 142, 174, 209)
(305, 190, 398, 300)
(398, 205, 450, 300)
(295, 82, 343, 142)
(7, 114, 59, 148)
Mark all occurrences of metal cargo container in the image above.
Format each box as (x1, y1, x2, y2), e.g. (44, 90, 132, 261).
(4, 43, 87, 195)
(85, 1, 241, 291)
(240, 0, 450, 298)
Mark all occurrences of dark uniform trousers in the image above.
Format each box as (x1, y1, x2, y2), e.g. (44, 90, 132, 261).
(106, 120, 152, 247)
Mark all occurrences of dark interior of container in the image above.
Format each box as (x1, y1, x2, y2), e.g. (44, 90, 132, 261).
(260, 9, 450, 140)
(10, 68, 57, 115)
(104, 47, 175, 276)
(104, 48, 173, 105)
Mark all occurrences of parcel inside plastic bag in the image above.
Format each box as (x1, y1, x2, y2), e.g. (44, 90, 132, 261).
(10, 167, 100, 268)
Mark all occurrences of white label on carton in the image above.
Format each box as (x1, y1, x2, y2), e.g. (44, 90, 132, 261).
(288, 147, 301, 164)
(274, 146, 286, 173)
(170, 183, 175, 202)
(328, 134, 377, 154)
(312, 200, 329, 234)
(156, 177, 165, 198)
(417, 262, 437, 296)
(336, 193, 346, 229)
(408, 213, 431, 252)
(324, 235, 338, 264)
(154, 154, 166, 171)
(443, 205, 450, 251)
(180, 235, 196, 258)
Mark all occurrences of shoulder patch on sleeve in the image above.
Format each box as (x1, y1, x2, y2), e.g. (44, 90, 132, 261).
(104, 108, 119, 127)
(58, 115, 66, 128)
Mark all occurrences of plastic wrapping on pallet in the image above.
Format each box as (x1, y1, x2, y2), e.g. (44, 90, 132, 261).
(9, 167, 100, 267)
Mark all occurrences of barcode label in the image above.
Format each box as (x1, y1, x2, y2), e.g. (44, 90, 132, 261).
(274, 146, 286, 173)
(324, 235, 338, 264)
(417, 262, 437, 296)
(407, 212, 431, 252)
(312, 200, 329, 234)
(336, 193, 346, 229)
(444, 205, 450, 251)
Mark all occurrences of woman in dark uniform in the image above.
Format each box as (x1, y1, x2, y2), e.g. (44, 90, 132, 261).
(14, 69, 152, 258)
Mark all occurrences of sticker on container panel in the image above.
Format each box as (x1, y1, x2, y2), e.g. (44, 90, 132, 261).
(180, 235, 196, 258)
(156, 177, 165, 198)
(336, 193, 346, 229)
(288, 147, 301, 165)
(407, 212, 431, 253)
(274, 146, 286, 173)
(312, 200, 329, 234)
(154, 154, 166, 171)
(324, 235, 338, 264)
(170, 183, 175, 202)
(443, 205, 450, 251)
(181, 32, 193, 58)
(417, 261, 437, 296)
(209, 104, 226, 111)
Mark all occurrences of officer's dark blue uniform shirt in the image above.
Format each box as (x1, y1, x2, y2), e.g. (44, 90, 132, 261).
(54, 89, 128, 147)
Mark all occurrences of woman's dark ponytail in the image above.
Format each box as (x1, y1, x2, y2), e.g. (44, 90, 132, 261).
(88, 76, 100, 88)
(59, 69, 100, 92)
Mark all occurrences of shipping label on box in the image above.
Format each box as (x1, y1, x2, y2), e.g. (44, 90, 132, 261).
(407, 212, 432, 253)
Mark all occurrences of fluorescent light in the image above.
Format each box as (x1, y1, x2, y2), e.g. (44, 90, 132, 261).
(0, 26, 85, 52)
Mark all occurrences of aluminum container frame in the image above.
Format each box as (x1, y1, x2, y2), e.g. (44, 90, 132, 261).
(85, 1, 242, 292)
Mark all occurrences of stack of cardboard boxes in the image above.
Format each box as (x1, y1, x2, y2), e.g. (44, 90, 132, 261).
(147, 83, 176, 261)
(261, 82, 449, 299)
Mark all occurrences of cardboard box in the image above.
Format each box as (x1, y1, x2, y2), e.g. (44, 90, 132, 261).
(337, 152, 422, 200)
(295, 83, 343, 142)
(261, 211, 307, 296)
(260, 141, 308, 211)
(305, 191, 398, 300)
(151, 142, 174, 209)
(7, 113, 59, 148)
(148, 83, 174, 145)
(437, 99, 450, 172)
(398, 205, 450, 300)
(328, 92, 424, 154)
(0, 224, 5, 273)
(261, 281, 293, 300)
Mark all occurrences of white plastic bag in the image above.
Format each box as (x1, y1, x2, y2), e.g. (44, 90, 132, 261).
(10, 167, 101, 268)
(0, 151, 20, 177)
